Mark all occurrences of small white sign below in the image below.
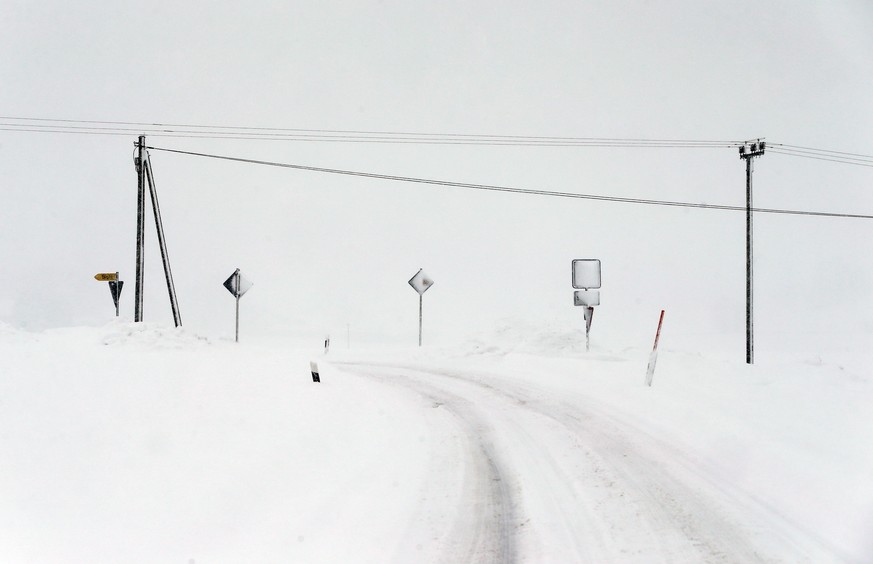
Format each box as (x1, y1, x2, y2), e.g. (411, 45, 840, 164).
(574, 289, 600, 307)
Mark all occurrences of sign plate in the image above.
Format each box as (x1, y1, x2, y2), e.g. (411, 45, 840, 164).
(94, 272, 118, 282)
(572, 259, 601, 289)
(408, 269, 434, 295)
(223, 269, 253, 298)
(109, 280, 124, 307)
(574, 289, 600, 306)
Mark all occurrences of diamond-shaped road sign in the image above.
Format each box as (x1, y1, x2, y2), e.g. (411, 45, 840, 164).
(408, 269, 434, 295)
(223, 269, 253, 298)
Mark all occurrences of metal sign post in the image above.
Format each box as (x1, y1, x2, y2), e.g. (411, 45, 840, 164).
(223, 268, 253, 342)
(408, 268, 434, 347)
(572, 259, 601, 352)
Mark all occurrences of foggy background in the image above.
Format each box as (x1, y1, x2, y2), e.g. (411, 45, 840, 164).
(2, 1, 872, 357)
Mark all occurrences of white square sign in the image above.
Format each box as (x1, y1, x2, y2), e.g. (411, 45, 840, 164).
(572, 259, 601, 289)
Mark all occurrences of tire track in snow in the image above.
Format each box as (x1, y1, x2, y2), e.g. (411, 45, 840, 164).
(422, 367, 835, 562)
(358, 364, 655, 561)
(338, 365, 517, 563)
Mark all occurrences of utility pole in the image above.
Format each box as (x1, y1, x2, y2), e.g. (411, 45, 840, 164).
(133, 134, 182, 326)
(134, 135, 146, 322)
(739, 139, 765, 364)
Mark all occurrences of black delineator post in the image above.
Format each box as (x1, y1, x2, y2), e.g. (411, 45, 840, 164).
(134, 136, 146, 322)
(739, 140, 765, 365)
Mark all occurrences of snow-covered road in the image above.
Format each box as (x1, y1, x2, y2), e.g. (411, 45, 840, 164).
(336, 360, 840, 562)
(2, 323, 869, 562)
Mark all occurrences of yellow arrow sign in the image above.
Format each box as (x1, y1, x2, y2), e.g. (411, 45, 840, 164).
(94, 272, 118, 281)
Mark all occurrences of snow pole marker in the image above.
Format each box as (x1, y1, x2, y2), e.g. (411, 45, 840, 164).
(645, 310, 666, 387)
(324, 336, 330, 354)
(310, 361, 321, 383)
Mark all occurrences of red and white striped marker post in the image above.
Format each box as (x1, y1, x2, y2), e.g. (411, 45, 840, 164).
(645, 310, 666, 387)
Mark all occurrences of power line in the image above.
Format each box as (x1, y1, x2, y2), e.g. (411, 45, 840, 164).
(0, 126, 135, 138)
(769, 148, 873, 168)
(5, 115, 873, 170)
(0, 123, 739, 148)
(770, 143, 873, 160)
(0, 115, 741, 146)
(0, 126, 742, 147)
(770, 147, 873, 164)
(146, 145, 873, 220)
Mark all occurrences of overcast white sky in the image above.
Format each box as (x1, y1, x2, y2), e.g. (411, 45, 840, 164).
(2, 1, 872, 356)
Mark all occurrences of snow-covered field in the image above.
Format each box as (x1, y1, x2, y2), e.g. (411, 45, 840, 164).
(1, 321, 871, 563)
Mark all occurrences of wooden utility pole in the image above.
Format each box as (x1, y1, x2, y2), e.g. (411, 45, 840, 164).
(739, 139, 765, 364)
(133, 134, 182, 326)
(135, 135, 146, 322)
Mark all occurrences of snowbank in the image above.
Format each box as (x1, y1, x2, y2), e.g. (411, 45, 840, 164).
(1, 322, 871, 562)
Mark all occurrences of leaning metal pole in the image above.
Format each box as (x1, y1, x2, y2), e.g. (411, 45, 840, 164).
(144, 153, 182, 327)
(134, 135, 146, 322)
